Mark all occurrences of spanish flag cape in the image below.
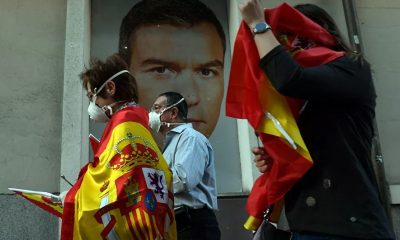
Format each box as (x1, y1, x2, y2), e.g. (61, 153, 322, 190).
(226, 3, 345, 230)
(61, 105, 176, 240)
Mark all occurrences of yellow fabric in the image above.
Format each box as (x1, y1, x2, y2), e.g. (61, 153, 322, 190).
(257, 75, 312, 162)
(20, 192, 63, 217)
(244, 216, 262, 231)
(72, 121, 176, 240)
(243, 77, 312, 230)
(243, 200, 283, 231)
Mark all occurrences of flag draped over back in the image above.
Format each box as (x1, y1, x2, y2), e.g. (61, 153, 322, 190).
(226, 3, 345, 230)
(61, 105, 176, 240)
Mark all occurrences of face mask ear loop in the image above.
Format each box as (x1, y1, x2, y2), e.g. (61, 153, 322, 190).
(159, 97, 186, 127)
(107, 105, 113, 115)
(102, 103, 118, 116)
(91, 95, 97, 104)
(175, 97, 185, 106)
(161, 97, 186, 114)
(94, 69, 130, 97)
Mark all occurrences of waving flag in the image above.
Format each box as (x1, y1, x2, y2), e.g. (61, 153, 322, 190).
(226, 3, 345, 230)
(9, 188, 63, 218)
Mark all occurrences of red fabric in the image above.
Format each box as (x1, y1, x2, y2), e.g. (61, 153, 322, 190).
(246, 134, 312, 220)
(60, 174, 84, 240)
(16, 193, 63, 218)
(89, 135, 100, 154)
(226, 3, 345, 221)
(60, 105, 150, 240)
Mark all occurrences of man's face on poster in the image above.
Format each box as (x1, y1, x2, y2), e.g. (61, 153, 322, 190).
(129, 22, 224, 138)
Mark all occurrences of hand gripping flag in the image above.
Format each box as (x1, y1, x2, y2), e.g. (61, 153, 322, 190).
(226, 3, 345, 230)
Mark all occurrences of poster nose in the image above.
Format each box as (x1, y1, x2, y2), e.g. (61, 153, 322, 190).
(176, 73, 200, 108)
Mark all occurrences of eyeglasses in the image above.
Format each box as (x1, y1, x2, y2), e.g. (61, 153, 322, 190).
(86, 92, 95, 102)
(151, 104, 164, 112)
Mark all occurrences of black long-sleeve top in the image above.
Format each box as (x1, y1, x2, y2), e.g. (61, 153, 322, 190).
(260, 45, 395, 239)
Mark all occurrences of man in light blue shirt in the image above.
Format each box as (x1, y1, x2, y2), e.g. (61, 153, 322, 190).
(150, 92, 220, 240)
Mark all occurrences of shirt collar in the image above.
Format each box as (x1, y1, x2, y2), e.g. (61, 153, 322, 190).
(163, 123, 192, 153)
(168, 123, 193, 134)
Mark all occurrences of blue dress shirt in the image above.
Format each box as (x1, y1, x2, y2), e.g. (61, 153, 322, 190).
(162, 123, 218, 210)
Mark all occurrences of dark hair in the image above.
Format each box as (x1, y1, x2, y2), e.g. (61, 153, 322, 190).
(118, 0, 226, 65)
(80, 54, 138, 102)
(159, 91, 188, 122)
(294, 3, 366, 63)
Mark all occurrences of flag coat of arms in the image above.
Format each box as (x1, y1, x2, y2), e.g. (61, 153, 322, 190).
(226, 3, 345, 230)
(61, 105, 176, 240)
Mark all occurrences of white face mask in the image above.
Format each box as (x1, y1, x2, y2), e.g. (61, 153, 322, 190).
(88, 96, 120, 122)
(87, 70, 129, 122)
(149, 98, 185, 132)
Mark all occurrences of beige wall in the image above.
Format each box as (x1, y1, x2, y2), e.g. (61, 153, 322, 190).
(357, 0, 400, 184)
(0, 0, 66, 239)
(0, 0, 66, 193)
(356, 0, 400, 204)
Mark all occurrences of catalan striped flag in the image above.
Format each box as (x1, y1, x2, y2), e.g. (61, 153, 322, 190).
(226, 3, 345, 230)
(8, 188, 63, 218)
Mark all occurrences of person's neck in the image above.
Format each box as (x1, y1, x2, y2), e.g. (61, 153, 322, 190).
(104, 101, 128, 118)
(112, 101, 130, 113)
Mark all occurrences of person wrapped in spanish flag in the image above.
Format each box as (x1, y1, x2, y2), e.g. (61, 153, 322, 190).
(61, 54, 176, 240)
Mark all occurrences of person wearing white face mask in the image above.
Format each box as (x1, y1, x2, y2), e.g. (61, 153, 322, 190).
(148, 97, 186, 133)
(86, 69, 130, 122)
(60, 54, 177, 240)
(151, 92, 220, 240)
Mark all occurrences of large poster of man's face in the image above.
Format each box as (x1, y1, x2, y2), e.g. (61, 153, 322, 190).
(91, 0, 242, 193)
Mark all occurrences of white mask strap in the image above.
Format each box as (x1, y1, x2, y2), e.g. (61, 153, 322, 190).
(162, 122, 186, 127)
(101, 101, 120, 116)
(94, 70, 129, 95)
(161, 97, 185, 113)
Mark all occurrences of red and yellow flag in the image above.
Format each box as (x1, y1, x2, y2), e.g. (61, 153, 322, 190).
(226, 3, 345, 230)
(9, 188, 63, 218)
(61, 105, 176, 240)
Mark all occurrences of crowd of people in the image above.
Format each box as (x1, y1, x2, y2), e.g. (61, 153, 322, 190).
(58, 0, 395, 239)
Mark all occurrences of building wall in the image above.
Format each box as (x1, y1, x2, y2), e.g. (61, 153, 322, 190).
(357, 0, 400, 187)
(356, 0, 400, 236)
(0, 0, 66, 238)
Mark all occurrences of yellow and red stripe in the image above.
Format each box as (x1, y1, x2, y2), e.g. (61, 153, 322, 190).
(12, 190, 63, 218)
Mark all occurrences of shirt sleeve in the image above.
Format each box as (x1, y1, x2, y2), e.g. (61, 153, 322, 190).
(171, 135, 208, 194)
(259, 45, 374, 102)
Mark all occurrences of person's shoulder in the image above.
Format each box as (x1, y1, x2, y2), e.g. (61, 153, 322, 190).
(183, 124, 209, 142)
(332, 54, 368, 67)
(112, 104, 148, 126)
(330, 54, 371, 74)
(126, 104, 148, 115)
(328, 54, 351, 65)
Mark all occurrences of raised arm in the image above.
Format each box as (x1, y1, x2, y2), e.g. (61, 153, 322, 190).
(239, 0, 280, 59)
